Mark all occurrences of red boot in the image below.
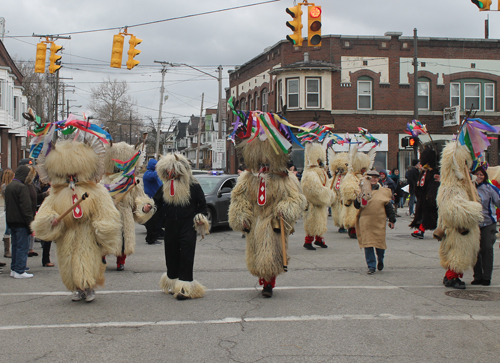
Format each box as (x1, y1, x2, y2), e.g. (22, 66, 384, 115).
(314, 235, 328, 248)
(116, 255, 126, 271)
(304, 235, 316, 250)
(259, 277, 276, 298)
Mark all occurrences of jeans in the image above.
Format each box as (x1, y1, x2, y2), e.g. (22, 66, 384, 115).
(364, 247, 385, 270)
(10, 226, 30, 274)
(4, 215, 11, 236)
(399, 196, 405, 209)
(409, 193, 416, 215)
(473, 223, 496, 281)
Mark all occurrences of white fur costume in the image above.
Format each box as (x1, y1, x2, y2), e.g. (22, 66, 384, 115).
(301, 143, 335, 242)
(339, 146, 376, 232)
(437, 142, 482, 274)
(31, 139, 122, 293)
(328, 151, 349, 228)
(156, 153, 209, 300)
(102, 142, 155, 264)
(229, 138, 306, 287)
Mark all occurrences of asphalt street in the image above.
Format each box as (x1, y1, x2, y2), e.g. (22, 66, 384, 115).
(0, 211, 499, 363)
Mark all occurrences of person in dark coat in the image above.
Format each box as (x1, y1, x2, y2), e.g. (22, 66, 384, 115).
(143, 159, 164, 245)
(410, 147, 440, 239)
(5, 165, 35, 278)
(405, 159, 420, 216)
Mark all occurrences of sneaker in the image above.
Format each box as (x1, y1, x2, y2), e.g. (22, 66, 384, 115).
(71, 290, 86, 301)
(303, 243, 316, 250)
(85, 289, 95, 303)
(10, 270, 15, 277)
(482, 280, 491, 286)
(471, 279, 483, 285)
(117, 264, 124, 271)
(377, 261, 384, 271)
(338, 228, 348, 233)
(28, 251, 38, 257)
(445, 277, 466, 289)
(262, 284, 273, 298)
(411, 231, 424, 239)
(367, 269, 376, 275)
(314, 239, 328, 248)
(13, 271, 33, 279)
(176, 293, 189, 300)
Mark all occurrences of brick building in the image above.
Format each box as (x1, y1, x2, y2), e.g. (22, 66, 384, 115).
(226, 32, 500, 174)
(0, 40, 28, 170)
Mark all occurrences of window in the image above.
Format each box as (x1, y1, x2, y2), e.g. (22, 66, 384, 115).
(0, 80, 2, 109)
(248, 95, 253, 110)
(418, 81, 429, 110)
(277, 80, 282, 111)
(357, 80, 372, 110)
(261, 88, 268, 112)
(465, 83, 480, 110)
(254, 92, 258, 110)
(287, 78, 299, 108)
(306, 78, 320, 108)
(485, 83, 494, 111)
(14, 96, 18, 120)
(450, 83, 460, 107)
(240, 98, 246, 111)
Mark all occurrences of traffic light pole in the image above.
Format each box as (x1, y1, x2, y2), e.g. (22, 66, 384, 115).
(153, 61, 168, 159)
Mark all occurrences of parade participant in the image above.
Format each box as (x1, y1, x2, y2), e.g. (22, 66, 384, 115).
(155, 153, 209, 300)
(471, 165, 500, 286)
(31, 119, 123, 302)
(143, 158, 164, 245)
(1, 168, 14, 259)
(436, 142, 482, 290)
(328, 150, 349, 233)
(103, 141, 155, 270)
(410, 147, 440, 239)
(354, 170, 396, 274)
(301, 142, 335, 250)
(340, 145, 376, 238)
(405, 160, 420, 216)
(228, 103, 306, 298)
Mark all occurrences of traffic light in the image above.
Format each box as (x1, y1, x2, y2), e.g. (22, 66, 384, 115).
(35, 42, 47, 73)
(110, 34, 125, 68)
(471, 0, 492, 10)
(286, 5, 303, 47)
(409, 137, 417, 147)
(126, 35, 142, 70)
(401, 136, 417, 148)
(48, 42, 62, 74)
(307, 5, 322, 46)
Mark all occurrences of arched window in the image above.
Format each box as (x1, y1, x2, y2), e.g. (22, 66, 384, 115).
(261, 88, 268, 112)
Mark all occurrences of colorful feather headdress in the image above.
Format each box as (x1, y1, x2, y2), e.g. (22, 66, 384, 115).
(405, 119, 428, 138)
(457, 117, 500, 163)
(227, 97, 305, 155)
(105, 150, 142, 196)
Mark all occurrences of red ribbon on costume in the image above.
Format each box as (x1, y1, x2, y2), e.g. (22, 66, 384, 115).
(258, 177, 266, 206)
(335, 174, 342, 190)
(419, 171, 427, 187)
(72, 193, 83, 219)
(170, 179, 175, 197)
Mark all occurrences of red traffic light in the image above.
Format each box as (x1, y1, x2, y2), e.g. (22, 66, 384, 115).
(309, 6, 321, 18)
(409, 137, 416, 147)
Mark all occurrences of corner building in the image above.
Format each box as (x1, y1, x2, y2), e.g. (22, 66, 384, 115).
(227, 32, 500, 173)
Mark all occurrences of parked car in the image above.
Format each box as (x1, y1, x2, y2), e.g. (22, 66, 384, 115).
(195, 174, 239, 232)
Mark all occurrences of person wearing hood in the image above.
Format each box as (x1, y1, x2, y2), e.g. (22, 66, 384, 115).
(5, 165, 35, 278)
(143, 158, 164, 245)
(379, 169, 396, 194)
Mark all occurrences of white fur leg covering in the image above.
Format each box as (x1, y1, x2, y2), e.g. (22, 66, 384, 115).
(173, 279, 206, 299)
(194, 213, 210, 238)
(159, 273, 178, 295)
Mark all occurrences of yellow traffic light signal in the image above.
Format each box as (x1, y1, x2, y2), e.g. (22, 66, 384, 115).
(286, 5, 303, 47)
(471, 0, 492, 10)
(307, 5, 322, 46)
(48, 42, 62, 74)
(126, 35, 142, 70)
(35, 42, 47, 73)
(110, 34, 125, 68)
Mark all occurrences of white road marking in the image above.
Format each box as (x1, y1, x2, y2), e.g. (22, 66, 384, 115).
(1, 314, 500, 331)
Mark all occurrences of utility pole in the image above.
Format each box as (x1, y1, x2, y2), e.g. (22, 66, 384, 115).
(154, 61, 168, 158)
(196, 93, 204, 169)
(413, 28, 419, 160)
(217, 65, 223, 139)
(129, 110, 133, 144)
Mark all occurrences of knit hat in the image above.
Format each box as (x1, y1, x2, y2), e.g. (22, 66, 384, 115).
(367, 170, 380, 177)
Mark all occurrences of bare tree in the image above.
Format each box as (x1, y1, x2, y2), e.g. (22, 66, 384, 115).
(15, 59, 50, 120)
(89, 77, 143, 142)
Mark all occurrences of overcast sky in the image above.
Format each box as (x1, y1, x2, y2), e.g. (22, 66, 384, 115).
(1, 0, 497, 128)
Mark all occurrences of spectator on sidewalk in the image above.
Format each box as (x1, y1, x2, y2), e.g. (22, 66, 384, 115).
(405, 160, 420, 216)
(5, 165, 35, 278)
(143, 158, 164, 245)
(1, 168, 14, 265)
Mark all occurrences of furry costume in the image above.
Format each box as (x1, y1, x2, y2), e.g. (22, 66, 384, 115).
(436, 142, 482, 286)
(410, 147, 440, 234)
(301, 143, 335, 249)
(102, 142, 155, 270)
(339, 146, 376, 237)
(229, 137, 306, 296)
(154, 153, 209, 300)
(31, 138, 122, 297)
(328, 151, 349, 230)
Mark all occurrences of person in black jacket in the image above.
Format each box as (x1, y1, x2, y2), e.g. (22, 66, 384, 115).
(5, 165, 35, 278)
(153, 153, 209, 300)
(405, 159, 420, 216)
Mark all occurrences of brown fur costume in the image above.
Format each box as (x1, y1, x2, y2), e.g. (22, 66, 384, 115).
(102, 142, 155, 262)
(437, 142, 482, 274)
(328, 150, 349, 228)
(31, 139, 122, 292)
(339, 146, 376, 231)
(229, 138, 306, 287)
(301, 143, 335, 240)
(156, 153, 209, 300)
